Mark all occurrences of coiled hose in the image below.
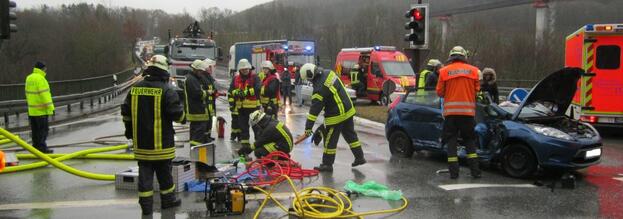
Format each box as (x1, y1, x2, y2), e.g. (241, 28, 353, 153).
(252, 175, 409, 219)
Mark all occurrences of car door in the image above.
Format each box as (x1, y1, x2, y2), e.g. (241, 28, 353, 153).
(399, 90, 444, 148)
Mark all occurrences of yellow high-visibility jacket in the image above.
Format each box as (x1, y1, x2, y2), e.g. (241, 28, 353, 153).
(25, 68, 55, 116)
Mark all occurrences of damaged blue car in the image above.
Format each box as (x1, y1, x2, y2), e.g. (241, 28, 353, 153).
(385, 68, 602, 178)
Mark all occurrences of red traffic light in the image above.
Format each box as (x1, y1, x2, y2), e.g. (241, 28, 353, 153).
(413, 9, 423, 20)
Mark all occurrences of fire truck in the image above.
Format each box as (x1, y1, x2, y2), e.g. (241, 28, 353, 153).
(231, 40, 316, 77)
(566, 24, 623, 127)
(335, 46, 416, 105)
(168, 22, 220, 77)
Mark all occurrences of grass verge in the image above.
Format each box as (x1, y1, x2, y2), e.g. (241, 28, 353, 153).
(355, 105, 388, 124)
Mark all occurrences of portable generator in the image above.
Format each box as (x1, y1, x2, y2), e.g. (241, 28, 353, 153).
(204, 178, 246, 217)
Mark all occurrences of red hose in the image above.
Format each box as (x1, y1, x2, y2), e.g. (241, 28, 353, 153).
(232, 151, 319, 186)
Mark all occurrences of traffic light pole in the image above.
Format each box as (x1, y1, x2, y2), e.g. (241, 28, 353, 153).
(403, 48, 429, 72)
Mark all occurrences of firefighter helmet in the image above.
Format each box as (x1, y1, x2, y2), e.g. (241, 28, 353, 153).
(148, 55, 169, 71)
(238, 59, 252, 70)
(203, 58, 216, 68)
(261, 61, 275, 70)
(249, 110, 266, 127)
(449, 46, 467, 57)
(427, 59, 442, 67)
(299, 63, 319, 81)
(190, 59, 209, 71)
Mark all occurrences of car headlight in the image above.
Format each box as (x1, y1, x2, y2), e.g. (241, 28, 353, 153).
(526, 124, 574, 141)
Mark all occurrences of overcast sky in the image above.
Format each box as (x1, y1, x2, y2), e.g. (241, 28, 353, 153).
(19, 0, 274, 14)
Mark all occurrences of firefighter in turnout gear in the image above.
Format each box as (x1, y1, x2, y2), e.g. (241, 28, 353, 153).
(229, 59, 261, 148)
(299, 63, 366, 172)
(228, 71, 241, 141)
(203, 58, 218, 141)
(184, 60, 212, 148)
(349, 64, 364, 94)
(237, 110, 294, 158)
(419, 59, 443, 90)
(121, 55, 186, 215)
(436, 46, 482, 179)
(260, 61, 281, 118)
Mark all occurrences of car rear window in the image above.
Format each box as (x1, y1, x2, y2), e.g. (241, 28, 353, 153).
(404, 91, 441, 108)
(596, 45, 620, 70)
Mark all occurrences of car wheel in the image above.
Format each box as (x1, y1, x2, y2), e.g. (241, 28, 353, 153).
(502, 144, 537, 178)
(389, 130, 414, 158)
(380, 93, 389, 106)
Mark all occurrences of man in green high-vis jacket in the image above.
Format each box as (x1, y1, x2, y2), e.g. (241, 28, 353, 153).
(25, 61, 55, 154)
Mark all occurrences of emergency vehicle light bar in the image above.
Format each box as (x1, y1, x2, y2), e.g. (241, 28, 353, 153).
(585, 24, 623, 33)
(341, 46, 396, 52)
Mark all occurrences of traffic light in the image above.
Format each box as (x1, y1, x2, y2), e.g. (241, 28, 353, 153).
(404, 4, 428, 48)
(1, 0, 17, 39)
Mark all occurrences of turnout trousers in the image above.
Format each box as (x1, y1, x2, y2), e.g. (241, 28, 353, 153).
(442, 115, 481, 177)
(238, 107, 258, 147)
(321, 117, 364, 165)
(137, 159, 177, 213)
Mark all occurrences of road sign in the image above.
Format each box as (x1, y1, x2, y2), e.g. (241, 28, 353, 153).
(508, 88, 529, 103)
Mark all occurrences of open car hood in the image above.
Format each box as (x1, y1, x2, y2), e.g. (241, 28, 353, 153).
(512, 67, 583, 120)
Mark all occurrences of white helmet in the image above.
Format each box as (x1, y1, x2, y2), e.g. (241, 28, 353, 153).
(148, 55, 169, 71)
(203, 58, 216, 68)
(238, 59, 252, 70)
(190, 59, 209, 71)
(449, 46, 468, 57)
(261, 61, 275, 70)
(249, 110, 266, 127)
(299, 63, 317, 81)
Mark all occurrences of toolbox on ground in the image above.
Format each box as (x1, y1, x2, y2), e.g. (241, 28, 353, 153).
(115, 158, 195, 192)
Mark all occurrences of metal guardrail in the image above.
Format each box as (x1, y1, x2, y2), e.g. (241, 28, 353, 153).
(0, 68, 136, 102)
(0, 53, 146, 129)
(0, 71, 141, 127)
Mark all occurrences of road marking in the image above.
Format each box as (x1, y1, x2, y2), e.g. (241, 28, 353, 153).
(614, 177, 623, 182)
(438, 183, 537, 191)
(0, 199, 137, 210)
(0, 193, 297, 210)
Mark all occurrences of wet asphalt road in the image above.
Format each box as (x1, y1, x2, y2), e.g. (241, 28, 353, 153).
(1, 68, 622, 219)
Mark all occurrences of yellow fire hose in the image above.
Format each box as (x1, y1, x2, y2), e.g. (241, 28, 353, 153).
(0, 139, 12, 145)
(252, 175, 409, 219)
(0, 128, 127, 181)
(16, 153, 134, 160)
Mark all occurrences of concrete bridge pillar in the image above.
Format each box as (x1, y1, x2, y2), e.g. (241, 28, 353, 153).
(534, 0, 549, 50)
(439, 16, 451, 53)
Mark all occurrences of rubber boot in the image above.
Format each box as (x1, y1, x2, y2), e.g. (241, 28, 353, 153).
(468, 158, 482, 179)
(449, 162, 459, 179)
(160, 193, 181, 209)
(351, 148, 366, 167)
(139, 197, 153, 215)
(314, 155, 335, 172)
(313, 164, 333, 172)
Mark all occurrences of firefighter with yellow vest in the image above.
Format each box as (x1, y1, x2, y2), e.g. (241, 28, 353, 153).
(418, 59, 443, 90)
(300, 63, 366, 172)
(185, 60, 212, 147)
(260, 61, 281, 118)
(25, 61, 55, 153)
(436, 46, 481, 179)
(229, 59, 261, 148)
(121, 55, 186, 215)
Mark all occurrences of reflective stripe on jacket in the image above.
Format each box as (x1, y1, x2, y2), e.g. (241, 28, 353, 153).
(183, 73, 210, 121)
(350, 70, 359, 84)
(305, 71, 356, 131)
(418, 69, 430, 89)
(252, 119, 293, 153)
(260, 73, 280, 105)
(121, 73, 185, 161)
(25, 68, 55, 116)
(229, 73, 261, 109)
(436, 61, 480, 117)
